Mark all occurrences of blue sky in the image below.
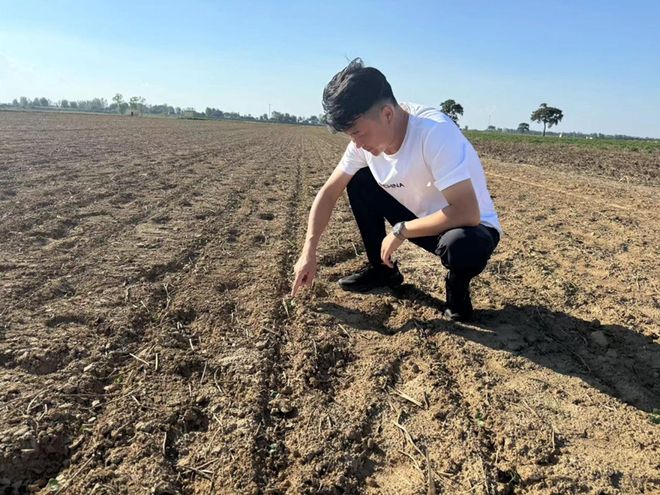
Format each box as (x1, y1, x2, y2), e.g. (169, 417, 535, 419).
(1, 1, 659, 137)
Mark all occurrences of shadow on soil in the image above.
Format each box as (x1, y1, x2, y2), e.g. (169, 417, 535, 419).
(323, 284, 660, 414)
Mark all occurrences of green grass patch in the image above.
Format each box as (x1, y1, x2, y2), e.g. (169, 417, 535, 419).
(465, 130, 660, 153)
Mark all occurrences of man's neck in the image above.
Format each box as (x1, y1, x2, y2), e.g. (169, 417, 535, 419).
(384, 106, 410, 155)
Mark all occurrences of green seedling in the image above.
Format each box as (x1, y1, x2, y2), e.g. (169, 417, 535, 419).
(650, 409, 660, 425)
(282, 298, 295, 318)
(268, 443, 280, 455)
(47, 478, 61, 492)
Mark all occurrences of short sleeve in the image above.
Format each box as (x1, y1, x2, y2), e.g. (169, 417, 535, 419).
(337, 141, 368, 176)
(422, 121, 471, 191)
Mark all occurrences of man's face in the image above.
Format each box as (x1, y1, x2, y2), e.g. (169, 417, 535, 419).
(345, 106, 391, 155)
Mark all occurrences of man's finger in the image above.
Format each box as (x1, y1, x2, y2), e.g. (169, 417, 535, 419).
(291, 272, 303, 297)
(384, 247, 393, 267)
(381, 244, 392, 268)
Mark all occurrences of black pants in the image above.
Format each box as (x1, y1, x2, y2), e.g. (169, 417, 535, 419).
(347, 167, 500, 288)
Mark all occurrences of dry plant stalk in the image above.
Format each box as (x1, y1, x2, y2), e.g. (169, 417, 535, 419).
(391, 387, 424, 408)
(426, 447, 436, 495)
(393, 411, 424, 458)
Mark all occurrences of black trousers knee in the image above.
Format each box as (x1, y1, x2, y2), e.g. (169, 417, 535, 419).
(346, 167, 500, 285)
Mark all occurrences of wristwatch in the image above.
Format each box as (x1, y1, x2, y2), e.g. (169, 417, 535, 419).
(392, 221, 407, 239)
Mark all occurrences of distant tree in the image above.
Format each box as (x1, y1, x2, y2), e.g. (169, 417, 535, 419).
(60, 99, 69, 108)
(129, 96, 140, 115)
(19, 96, 28, 108)
(274, 112, 297, 124)
(32, 97, 41, 106)
(126, 96, 146, 115)
(531, 103, 563, 136)
(440, 99, 464, 123)
(487, 125, 496, 131)
(517, 122, 530, 133)
(204, 107, 224, 119)
(150, 104, 171, 115)
(112, 94, 125, 114)
(89, 98, 106, 112)
(11, 98, 18, 106)
(69, 101, 78, 109)
(39, 97, 49, 107)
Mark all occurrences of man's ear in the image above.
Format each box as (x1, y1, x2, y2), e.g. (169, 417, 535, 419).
(382, 104, 394, 124)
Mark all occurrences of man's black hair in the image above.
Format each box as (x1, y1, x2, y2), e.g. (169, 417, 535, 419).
(322, 58, 397, 133)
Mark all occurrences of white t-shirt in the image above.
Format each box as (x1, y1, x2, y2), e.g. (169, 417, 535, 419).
(338, 102, 501, 233)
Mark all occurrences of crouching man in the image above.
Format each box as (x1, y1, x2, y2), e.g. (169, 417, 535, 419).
(291, 59, 502, 322)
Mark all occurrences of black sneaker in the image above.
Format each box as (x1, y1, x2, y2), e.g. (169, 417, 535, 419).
(338, 262, 404, 293)
(443, 272, 473, 322)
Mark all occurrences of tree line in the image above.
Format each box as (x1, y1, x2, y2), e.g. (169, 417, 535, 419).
(3, 94, 560, 132)
(0, 94, 325, 125)
(5, 95, 645, 139)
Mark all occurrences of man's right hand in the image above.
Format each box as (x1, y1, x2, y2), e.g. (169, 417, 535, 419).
(290, 166, 353, 298)
(291, 252, 317, 297)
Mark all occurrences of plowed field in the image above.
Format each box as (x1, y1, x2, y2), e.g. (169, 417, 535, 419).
(1, 112, 658, 494)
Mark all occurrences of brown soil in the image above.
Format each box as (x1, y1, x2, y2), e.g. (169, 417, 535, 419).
(469, 137, 659, 186)
(0, 112, 658, 494)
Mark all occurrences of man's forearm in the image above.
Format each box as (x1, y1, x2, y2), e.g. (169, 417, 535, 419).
(303, 188, 337, 252)
(403, 204, 480, 239)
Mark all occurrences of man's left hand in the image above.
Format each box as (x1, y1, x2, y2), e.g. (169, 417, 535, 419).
(380, 233, 404, 268)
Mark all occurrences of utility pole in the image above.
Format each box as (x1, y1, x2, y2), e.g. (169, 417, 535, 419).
(268, 104, 271, 120)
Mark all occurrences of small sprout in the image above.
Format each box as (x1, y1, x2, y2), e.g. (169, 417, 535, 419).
(282, 298, 295, 318)
(475, 410, 486, 428)
(499, 468, 522, 486)
(650, 409, 660, 425)
(47, 478, 61, 492)
(268, 442, 280, 455)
